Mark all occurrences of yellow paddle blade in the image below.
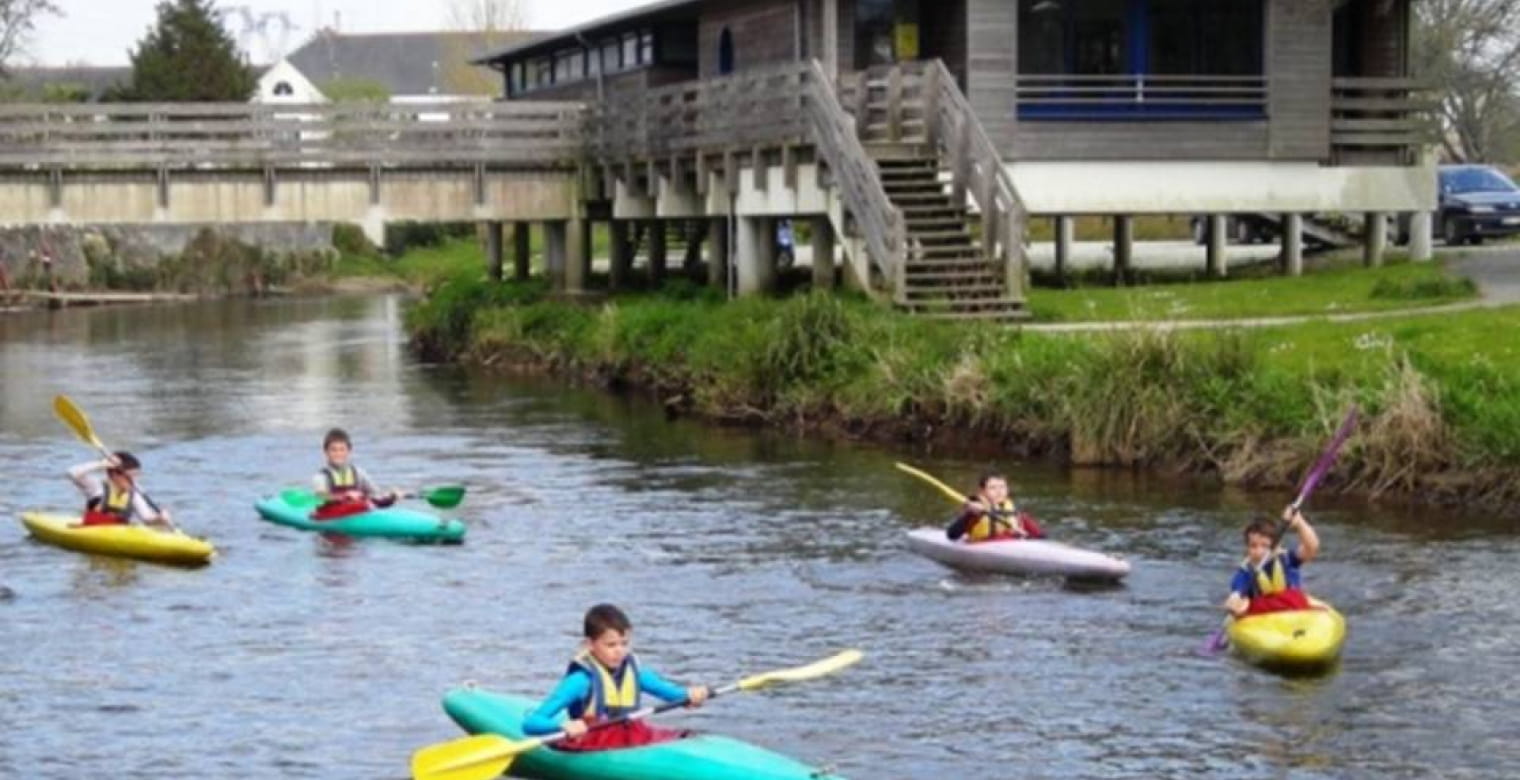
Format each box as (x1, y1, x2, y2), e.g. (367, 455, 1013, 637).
(53, 395, 106, 452)
(737, 649, 864, 692)
(893, 462, 967, 505)
(410, 733, 544, 780)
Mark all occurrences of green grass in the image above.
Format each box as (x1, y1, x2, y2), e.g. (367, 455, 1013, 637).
(407, 275, 1520, 504)
(1027, 259, 1477, 322)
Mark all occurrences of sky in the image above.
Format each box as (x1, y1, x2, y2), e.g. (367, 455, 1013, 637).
(23, 0, 635, 67)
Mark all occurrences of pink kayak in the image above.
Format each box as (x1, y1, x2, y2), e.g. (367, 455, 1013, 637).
(905, 528, 1130, 580)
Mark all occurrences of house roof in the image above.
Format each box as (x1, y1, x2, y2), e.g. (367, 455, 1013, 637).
(472, 0, 703, 65)
(286, 30, 541, 96)
(2, 66, 131, 100)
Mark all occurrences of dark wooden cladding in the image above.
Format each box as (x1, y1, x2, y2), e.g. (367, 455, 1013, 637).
(698, 0, 800, 77)
(1267, 0, 1334, 160)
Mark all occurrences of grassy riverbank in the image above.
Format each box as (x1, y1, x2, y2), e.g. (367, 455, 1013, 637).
(408, 265, 1520, 507)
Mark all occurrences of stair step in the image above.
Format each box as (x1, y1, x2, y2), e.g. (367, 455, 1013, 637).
(864, 142, 934, 160)
(906, 256, 992, 269)
(887, 192, 952, 204)
(905, 269, 1001, 282)
(908, 229, 972, 241)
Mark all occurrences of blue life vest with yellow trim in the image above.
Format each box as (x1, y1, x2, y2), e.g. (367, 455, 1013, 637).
(566, 651, 641, 721)
(965, 498, 1021, 542)
(1240, 550, 1297, 597)
(323, 465, 359, 493)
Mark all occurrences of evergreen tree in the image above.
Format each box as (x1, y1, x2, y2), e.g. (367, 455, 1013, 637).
(122, 0, 255, 101)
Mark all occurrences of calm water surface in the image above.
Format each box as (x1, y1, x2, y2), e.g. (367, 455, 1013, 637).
(1, 296, 1516, 779)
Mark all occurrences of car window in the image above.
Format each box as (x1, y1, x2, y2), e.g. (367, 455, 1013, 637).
(1441, 167, 1520, 195)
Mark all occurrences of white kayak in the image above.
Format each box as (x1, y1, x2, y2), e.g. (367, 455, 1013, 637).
(905, 528, 1130, 580)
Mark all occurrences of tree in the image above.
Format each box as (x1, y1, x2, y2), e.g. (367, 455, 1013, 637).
(121, 0, 256, 101)
(0, 0, 62, 76)
(1413, 0, 1520, 162)
(441, 0, 528, 96)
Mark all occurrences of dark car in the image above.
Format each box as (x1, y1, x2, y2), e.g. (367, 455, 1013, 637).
(1433, 164, 1520, 245)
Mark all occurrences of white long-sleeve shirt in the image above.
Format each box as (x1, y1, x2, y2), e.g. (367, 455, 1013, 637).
(67, 459, 164, 523)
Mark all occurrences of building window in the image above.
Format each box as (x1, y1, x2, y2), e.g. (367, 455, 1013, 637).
(623, 32, 640, 67)
(554, 48, 583, 82)
(587, 45, 601, 76)
(510, 62, 525, 94)
(1016, 0, 1264, 120)
(601, 38, 622, 72)
(272, 81, 294, 96)
(532, 57, 552, 88)
(718, 27, 735, 75)
(639, 30, 655, 64)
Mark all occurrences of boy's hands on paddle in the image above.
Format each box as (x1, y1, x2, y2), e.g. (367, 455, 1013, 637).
(562, 718, 589, 737)
(686, 685, 710, 707)
(1282, 506, 1305, 529)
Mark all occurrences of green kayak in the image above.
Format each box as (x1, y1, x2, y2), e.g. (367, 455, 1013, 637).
(254, 490, 465, 543)
(442, 689, 845, 780)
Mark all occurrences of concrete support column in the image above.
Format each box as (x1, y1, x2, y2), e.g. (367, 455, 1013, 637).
(1053, 215, 1073, 284)
(822, 0, 839, 77)
(544, 220, 567, 290)
(566, 216, 590, 293)
(708, 217, 730, 291)
(1409, 211, 1434, 261)
(609, 220, 633, 289)
(1364, 211, 1387, 267)
(484, 220, 504, 281)
(512, 222, 531, 281)
(811, 216, 836, 289)
(1206, 214, 1228, 278)
(1281, 213, 1304, 277)
(647, 220, 667, 285)
(735, 216, 776, 295)
(1112, 215, 1133, 285)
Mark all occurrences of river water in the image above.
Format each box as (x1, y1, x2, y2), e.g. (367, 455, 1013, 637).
(1, 295, 1515, 779)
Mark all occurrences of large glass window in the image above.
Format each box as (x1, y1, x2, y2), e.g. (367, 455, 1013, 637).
(601, 39, 622, 72)
(639, 31, 655, 65)
(623, 32, 640, 68)
(1016, 0, 1264, 119)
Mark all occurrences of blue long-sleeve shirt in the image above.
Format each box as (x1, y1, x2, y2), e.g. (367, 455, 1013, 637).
(522, 662, 688, 736)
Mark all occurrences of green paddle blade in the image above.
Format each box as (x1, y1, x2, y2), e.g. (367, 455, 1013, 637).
(279, 488, 321, 508)
(419, 485, 466, 509)
(410, 733, 543, 780)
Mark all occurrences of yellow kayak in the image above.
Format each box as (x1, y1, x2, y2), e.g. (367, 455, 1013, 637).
(1227, 598, 1345, 671)
(19, 512, 215, 567)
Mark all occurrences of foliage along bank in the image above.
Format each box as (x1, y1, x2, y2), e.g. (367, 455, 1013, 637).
(408, 275, 1520, 509)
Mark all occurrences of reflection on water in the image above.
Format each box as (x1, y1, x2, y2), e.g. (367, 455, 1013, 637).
(1, 295, 1516, 779)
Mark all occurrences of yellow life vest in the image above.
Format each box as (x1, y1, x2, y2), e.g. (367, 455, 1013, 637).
(966, 498, 1021, 542)
(567, 651, 641, 720)
(100, 482, 134, 519)
(323, 465, 358, 491)
(1243, 550, 1290, 596)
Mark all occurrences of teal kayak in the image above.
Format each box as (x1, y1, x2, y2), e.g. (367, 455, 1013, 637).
(254, 490, 465, 543)
(442, 689, 846, 780)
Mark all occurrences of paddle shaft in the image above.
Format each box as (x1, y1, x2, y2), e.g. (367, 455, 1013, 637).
(533, 681, 738, 746)
(54, 395, 177, 533)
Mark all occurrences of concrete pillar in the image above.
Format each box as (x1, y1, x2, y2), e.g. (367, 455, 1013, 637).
(708, 217, 730, 291)
(512, 222, 531, 280)
(811, 216, 836, 289)
(544, 220, 567, 290)
(1282, 213, 1304, 277)
(1053, 215, 1073, 284)
(1206, 214, 1228, 278)
(1112, 215, 1133, 285)
(735, 216, 776, 295)
(361, 206, 386, 248)
(609, 220, 633, 289)
(1409, 211, 1434, 261)
(566, 216, 590, 293)
(1364, 211, 1387, 267)
(484, 220, 504, 281)
(647, 220, 667, 285)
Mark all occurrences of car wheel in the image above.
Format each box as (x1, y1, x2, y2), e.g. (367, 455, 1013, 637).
(1469, 235, 1485, 246)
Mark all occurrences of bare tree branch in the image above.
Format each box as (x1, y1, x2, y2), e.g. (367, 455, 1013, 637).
(1414, 0, 1520, 161)
(0, 0, 62, 76)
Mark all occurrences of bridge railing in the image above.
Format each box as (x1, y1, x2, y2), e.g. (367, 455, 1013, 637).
(0, 101, 586, 169)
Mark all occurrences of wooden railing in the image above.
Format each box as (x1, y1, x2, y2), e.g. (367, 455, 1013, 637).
(1015, 74, 1267, 119)
(921, 60, 1028, 301)
(0, 101, 585, 169)
(587, 61, 906, 296)
(1331, 77, 1435, 161)
(801, 60, 907, 298)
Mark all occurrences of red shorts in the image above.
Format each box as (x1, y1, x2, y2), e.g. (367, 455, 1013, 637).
(553, 721, 686, 752)
(311, 499, 371, 521)
(1246, 589, 1313, 615)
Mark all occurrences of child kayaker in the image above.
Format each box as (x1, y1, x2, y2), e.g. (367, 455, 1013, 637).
(945, 472, 1044, 543)
(522, 604, 709, 751)
(312, 428, 397, 515)
(1225, 507, 1320, 617)
(67, 451, 174, 529)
